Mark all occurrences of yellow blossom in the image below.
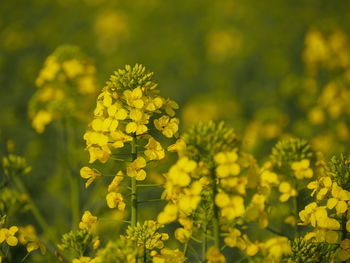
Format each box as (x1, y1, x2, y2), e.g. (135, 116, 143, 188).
(157, 204, 178, 224)
(127, 157, 147, 181)
(110, 130, 132, 148)
(219, 195, 245, 220)
(299, 202, 327, 227)
(339, 239, 350, 261)
(206, 247, 226, 263)
(0, 226, 18, 246)
(168, 157, 197, 187)
(108, 175, 124, 192)
(174, 227, 191, 243)
(327, 182, 350, 214)
(291, 159, 313, 179)
(307, 176, 332, 200)
(178, 181, 202, 213)
(262, 237, 291, 259)
(214, 151, 240, 178)
(86, 145, 111, 163)
(79, 211, 98, 231)
(224, 228, 245, 249)
(154, 116, 179, 138)
(162, 99, 179, 117)
(72, 257, 93, 263)
(18, 225, 45, 254)
(278, 182, 297, 202)
(106, 192, 126, 211)
(145, 137, 165, 160)
(32, 111, 53, 133)
(125, 109, 149, 135)
(62, 59, 84, 78)
(80, 167, 101, 188)
(152, 248, 186, 263)
(124, 87, 144, 108)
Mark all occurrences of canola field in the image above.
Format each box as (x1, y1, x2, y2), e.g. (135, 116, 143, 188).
(1, 0, 350, 262)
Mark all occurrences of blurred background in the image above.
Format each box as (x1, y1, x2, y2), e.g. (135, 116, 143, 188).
(1, 0, 350, 261)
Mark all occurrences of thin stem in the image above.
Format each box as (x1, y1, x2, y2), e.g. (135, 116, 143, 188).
(202, 224, 207, 262)
(131, 133, 138, 227)
(12, 175, 57, 244)
(293, 180, 299, 239)
(183, 241, 189, 257)
(210, 169, 220, 249)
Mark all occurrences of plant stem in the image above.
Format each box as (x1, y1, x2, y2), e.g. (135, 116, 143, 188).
(293, 181, 298, 238)
(131, 133, 138, 227)
(202, 224, 207, 261)
(12, 175, 57, 244)
(211, 170, 220, 249)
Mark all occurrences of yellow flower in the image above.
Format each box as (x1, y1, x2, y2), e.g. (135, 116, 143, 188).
(305, 216, 340, 243)
(291, 159, 313, 179)
(106, 192, 126, 211)
(32, 111, 53, 133)
(206, 247, 226, 263)
(152, 248, 186, 263)
(154, 116, 179, 138)
(125, 109, 149, 135)
(278, 182, 297, 202)
(124, 87, 144, 109)
(127, 157, 147, 181)
(79, 211, 98, 231)
(18, 225, 46, 254)
(178, 181, 202, 214)
(72, 257, 93, 263)
(167, 139, 186, 156)
(110, 130, 132, 148)
(339, 239, 350, 261)
(83, 131, 109, 147)
(299, 202, 327, 227)
(108, 175, 124, 192)
(245, 194, 268, 228)
(174, 227, 191, 243)
(80, 167, 101, 188)
(307, 176, 332, 200)
(144, 97, 163, 112)
(86, 145, 111, 163)
(157, 204, 178, 224)
(62, 59, 84, 78)
(327, 182, 350, 214)
(215, 192, 230, 208)
(162, 99, 179, 117)
(262, 237, 291, 259)
(145, 137, 165, 161)
(219, 195, 245, 220)
(224, 228, 245, 249)
(260, 170, 279, 187)
(0, 226, 18, 246)
(168, 157, 197, 187)
(214, 151, 240, 178)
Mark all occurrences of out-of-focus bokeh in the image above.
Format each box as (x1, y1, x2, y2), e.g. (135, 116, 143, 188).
(1, 0, 350, 261)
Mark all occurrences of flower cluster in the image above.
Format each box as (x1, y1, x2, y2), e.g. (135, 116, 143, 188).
(29, 45, 97, 133)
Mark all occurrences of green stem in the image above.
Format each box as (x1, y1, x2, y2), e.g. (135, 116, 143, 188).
(12, 175, 57, 244)
(183, 241, 189, 257)
(202, 224, 207, 262)
(131, 133, 138, 227)
(293, 181, 298, 239)
(211, 170, 220, 249)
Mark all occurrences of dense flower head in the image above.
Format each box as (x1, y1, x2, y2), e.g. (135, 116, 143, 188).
(83, 64, 179, 166)
(180, 121, 238, 165)
(29, 45, 97, 133)
(124, 220, 169, 252)
(270, 138, 313, 170)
